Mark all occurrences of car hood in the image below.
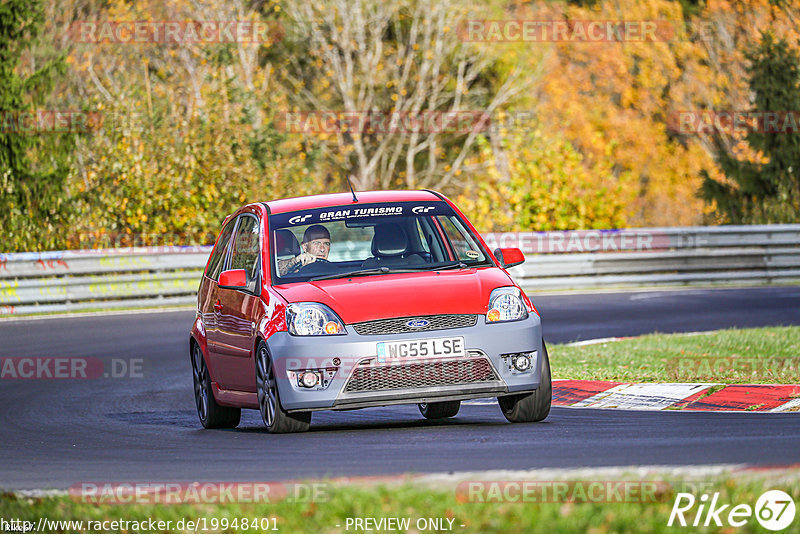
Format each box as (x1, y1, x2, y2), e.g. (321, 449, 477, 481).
(272, 267, 515, 324)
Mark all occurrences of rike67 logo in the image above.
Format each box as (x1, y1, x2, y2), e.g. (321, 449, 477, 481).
(668, 490, 796, 531)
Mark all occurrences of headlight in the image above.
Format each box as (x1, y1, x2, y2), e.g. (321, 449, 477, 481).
(487, 287, 528, 323)
(286, 303, 346, 336)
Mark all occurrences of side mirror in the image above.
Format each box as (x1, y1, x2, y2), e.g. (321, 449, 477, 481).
(493, 247, 525, 268)
(218, 269, 248, 289)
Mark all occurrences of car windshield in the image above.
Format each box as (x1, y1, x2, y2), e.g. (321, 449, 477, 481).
(269, 200, 492, 283)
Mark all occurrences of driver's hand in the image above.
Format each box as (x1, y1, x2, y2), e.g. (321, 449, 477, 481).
(293, 252, 316, 267)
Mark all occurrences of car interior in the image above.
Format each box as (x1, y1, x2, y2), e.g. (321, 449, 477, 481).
(271, 213, 488, 281)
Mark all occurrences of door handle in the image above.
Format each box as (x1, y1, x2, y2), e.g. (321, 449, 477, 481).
(213, 300, 223, 311)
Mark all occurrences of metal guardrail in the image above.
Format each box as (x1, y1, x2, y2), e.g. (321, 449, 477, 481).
(0, 247, 211, 316)
(1, 225, 798, 316)
(483, 225, 800, 291)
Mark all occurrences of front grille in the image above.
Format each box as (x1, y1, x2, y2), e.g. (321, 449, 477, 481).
(352, 314, 478, 336)
(343, 357, 498, 393)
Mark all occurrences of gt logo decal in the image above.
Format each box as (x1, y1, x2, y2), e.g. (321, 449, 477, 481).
(288, 214, 312, 225)
(412, 206, 434, 214)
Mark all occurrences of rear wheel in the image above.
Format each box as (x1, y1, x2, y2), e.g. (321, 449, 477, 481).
(498, 339, 551, 423)
(256, 341, 311, 433)
(418, 400, 461, 419)
(191, 343, 240, 429)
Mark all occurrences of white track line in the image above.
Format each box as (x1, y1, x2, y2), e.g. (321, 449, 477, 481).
(771, 398, 800, 412)
(563, 331, 718, 347)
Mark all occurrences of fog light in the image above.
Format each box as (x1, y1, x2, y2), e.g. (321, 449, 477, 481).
(300, 372, 319, 388)
(513, 354, 531, 371)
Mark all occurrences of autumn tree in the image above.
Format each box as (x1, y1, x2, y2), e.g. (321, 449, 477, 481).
(0, 0, 74, 251)
(277, 0, 530, 192)
(61, 0, 319, 246)
(457, 117, 636, 232)
(702, 32, 800, 223)
(6, 0, 800, 251)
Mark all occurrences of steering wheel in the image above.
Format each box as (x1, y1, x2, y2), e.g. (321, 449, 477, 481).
(286, 257, 329, 274)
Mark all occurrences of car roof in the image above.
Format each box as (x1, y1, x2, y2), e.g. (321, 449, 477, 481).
(263, 190, 444, 214)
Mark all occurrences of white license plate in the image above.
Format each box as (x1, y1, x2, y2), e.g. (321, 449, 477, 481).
(377, 337, 466, 361)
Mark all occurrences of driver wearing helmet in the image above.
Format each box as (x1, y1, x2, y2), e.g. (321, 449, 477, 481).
(278, 224, 331, 275)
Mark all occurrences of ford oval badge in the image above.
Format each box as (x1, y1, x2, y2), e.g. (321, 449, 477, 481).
(406, 319, 429, 328)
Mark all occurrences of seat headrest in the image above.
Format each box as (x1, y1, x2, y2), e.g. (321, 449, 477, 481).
(275, 229, 300, 257)
(371, 223, 409, 257)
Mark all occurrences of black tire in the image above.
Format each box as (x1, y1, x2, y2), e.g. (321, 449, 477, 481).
(498, 339, 552, 423)
(418, 400, 461, 419)
(191, 343, 241, 429)
(255, 341, 311, 433)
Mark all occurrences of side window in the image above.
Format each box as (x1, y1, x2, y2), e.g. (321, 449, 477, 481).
(229, 215, 260, 291)
(436, 216, 486, 262)
(206, 219, 236, 281)
(414, 219, 431, 253)
(418, 216, 446, 262)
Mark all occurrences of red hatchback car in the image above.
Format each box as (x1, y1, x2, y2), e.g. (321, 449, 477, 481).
(190, 190, 550, 433)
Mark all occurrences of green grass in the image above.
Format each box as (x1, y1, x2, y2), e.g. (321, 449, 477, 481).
(2, 475, 798, 533)
(550, 326, 800, 384)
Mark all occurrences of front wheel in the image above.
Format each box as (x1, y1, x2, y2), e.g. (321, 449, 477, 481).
(256, 342, 311, 433)
(498, 339, 551, 423)
(191, 343, 240, 429)
(418, 400, 460, 419)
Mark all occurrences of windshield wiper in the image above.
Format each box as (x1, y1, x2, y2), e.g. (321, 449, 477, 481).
(309, 267, 391, 281)
(402, 261, 468, 271)
(433, 261, 468, 270)
(309, 262, 468, 281)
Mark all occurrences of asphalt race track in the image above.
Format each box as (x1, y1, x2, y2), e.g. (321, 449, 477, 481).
(2, 286, 799, 490)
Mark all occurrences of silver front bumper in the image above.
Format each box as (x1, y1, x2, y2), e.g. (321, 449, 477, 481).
(266, 313, 543, 412)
